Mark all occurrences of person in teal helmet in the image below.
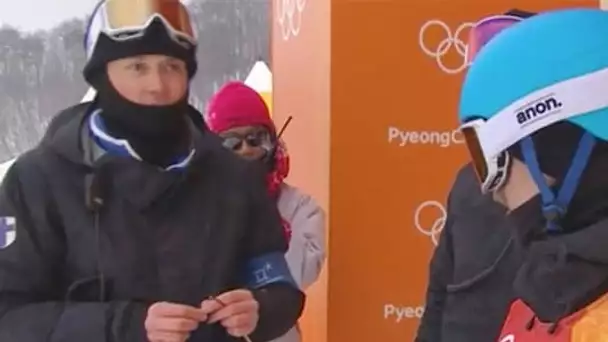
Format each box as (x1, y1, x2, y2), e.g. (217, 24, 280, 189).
(416, 9, 536, 342)
(458, 8, 608, 341)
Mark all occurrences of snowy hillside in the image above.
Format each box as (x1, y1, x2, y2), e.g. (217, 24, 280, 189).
(0, 0, 270, 161)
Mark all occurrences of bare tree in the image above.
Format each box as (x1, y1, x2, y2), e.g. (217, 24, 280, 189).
(0, 0, 270, 161)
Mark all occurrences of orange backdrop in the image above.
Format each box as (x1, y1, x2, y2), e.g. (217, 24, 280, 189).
(272, 1, 600, 341)
(272, 0, 331, 341)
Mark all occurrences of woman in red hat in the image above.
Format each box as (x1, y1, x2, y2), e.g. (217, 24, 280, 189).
(206, 81, 326, 342)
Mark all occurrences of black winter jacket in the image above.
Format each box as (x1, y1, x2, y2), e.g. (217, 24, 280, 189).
(0, 103, 304, 342)
(415, 165, 522, 342)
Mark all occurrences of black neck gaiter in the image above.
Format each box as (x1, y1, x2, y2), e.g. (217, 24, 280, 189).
(93, 73, 191, 168)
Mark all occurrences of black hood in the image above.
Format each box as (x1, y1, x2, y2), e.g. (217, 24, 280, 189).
(508, 152, 608, 324)
(41, 103, 93, 166)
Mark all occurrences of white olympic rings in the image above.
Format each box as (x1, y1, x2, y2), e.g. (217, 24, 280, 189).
(276, 0, 306, 41)
(418, 19, 474, 74)
(414, 200, 447, 246)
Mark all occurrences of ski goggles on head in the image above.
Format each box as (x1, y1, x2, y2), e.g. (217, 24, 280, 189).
(459, 66, 608, 193)
(465, 15, 523, 64)
(85, 0, 196, 58)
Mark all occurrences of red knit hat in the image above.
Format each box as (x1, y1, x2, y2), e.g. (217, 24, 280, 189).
(206, 81, 275, 134)
(205, 81, 292, 242)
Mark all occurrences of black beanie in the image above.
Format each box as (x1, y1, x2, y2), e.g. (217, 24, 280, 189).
(83, 17, 197, 85)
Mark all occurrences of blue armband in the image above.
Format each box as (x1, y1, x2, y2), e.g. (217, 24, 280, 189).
(244, 252, 297, 289)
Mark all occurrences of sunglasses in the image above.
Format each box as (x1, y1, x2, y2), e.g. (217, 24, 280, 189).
(221, 131, 271, 152)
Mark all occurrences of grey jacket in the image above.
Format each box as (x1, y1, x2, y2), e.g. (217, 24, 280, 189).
(271, 183, 326, 342)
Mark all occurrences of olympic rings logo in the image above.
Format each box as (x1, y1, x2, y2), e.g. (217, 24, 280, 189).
(414, 200, 447, 246)
(276, 0, 306, 41)
(418, 19, 474, 74)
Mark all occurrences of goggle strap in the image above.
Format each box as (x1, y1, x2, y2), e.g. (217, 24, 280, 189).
(520, 133, 597, 232)
(521, 137, 561, 231)
(555, 132, 596, 210)
(84, 0, 105, 52)
(521, 137, 555, 204)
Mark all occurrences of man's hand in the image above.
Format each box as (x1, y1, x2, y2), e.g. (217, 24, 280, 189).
(201, 289, 259, 338)
(145, 302, 207, 342)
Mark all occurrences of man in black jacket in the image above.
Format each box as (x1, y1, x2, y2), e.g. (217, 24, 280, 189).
(415, 9, 535, 341)
(0, 1, 304, 341)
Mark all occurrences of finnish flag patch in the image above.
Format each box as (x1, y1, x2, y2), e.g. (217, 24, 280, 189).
(0, 216, 16, 249)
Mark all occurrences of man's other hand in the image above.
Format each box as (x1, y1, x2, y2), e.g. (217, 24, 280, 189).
(145, 302, 207, 342)
(201, 289, 259, 338)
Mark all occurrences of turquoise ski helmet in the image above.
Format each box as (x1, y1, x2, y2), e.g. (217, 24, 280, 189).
(458, 8, 608, 232)
(459, 8, 608, 140)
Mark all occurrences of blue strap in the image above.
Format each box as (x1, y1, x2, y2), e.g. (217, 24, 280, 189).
(243, 252, 297, 289)
(520, 133, 596, 232)
(520, 138, 561, 231)
(521, 137, 554, 206)
(83, 0, 105, 51)
(556, 132, 596, 210)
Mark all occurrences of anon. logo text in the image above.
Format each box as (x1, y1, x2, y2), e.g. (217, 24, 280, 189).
(516, 95, 562, 125)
